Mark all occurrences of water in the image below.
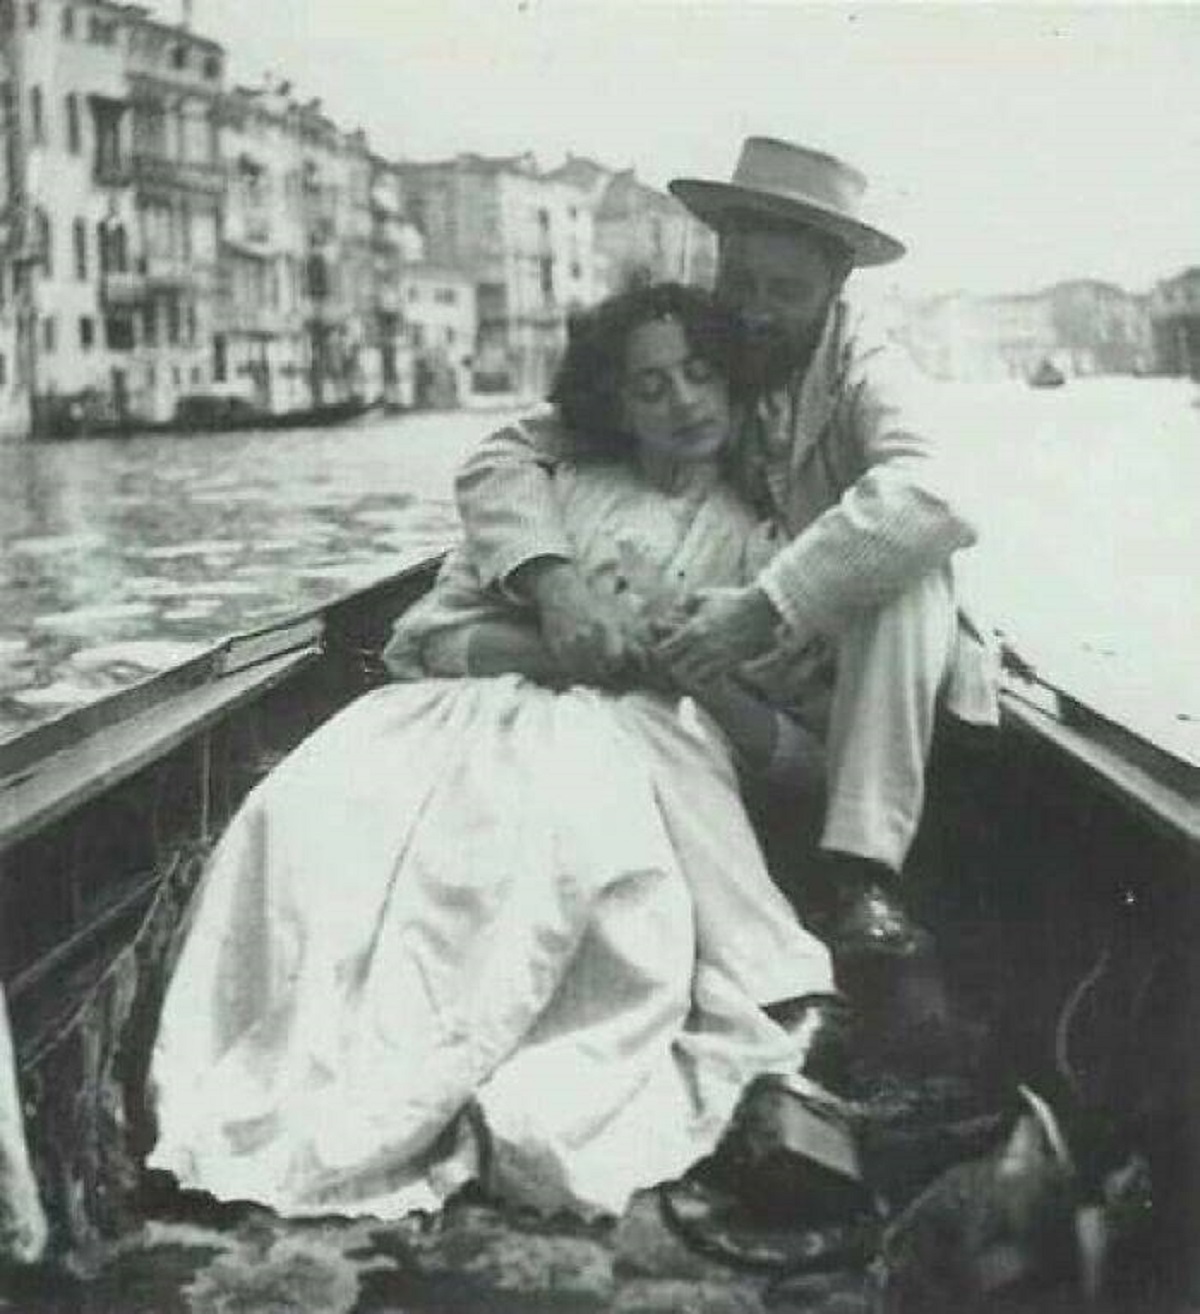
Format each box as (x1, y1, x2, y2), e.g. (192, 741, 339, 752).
(0, 409, 497, 742)
(1, 381, 1197, 761)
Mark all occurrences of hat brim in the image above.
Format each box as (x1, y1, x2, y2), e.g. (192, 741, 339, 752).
(669, 178, 905, 267)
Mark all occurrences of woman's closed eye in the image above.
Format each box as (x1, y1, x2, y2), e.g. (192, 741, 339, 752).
(627, 357, 716, 404)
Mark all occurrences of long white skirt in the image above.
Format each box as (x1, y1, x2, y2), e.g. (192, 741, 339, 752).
(149, 677, 832, 1219)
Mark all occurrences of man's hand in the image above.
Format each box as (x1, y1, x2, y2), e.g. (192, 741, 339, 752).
(654, 586, 780, 685)
(513, 558, 646, 687)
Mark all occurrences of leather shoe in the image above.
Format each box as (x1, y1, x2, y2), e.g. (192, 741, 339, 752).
(828, 880, 933, 962)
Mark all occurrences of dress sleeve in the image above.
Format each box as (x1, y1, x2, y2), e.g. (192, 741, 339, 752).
(455, 408, 577, 590)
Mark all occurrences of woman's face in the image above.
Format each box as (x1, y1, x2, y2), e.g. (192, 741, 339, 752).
(619, 315, 731, 464)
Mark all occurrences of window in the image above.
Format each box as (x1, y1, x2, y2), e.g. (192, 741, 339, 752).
(66, 93, 81, 153)
(434, 287, 456, 306)
(25, 2, 37, 28)
(166, 297, 181, 345)
(35, 210, 51, 276)
(142, 304, 157, 346)
(96, 221, 109, 274)
(61, 6, 72, 36)
(79, 315, 94, 349)
(171, 44, 187, 70)
(203, 53, 220, 80)
(73, 218, 87, 280)
(0, 353, 6, 386)
(212, 333, 227, 382)
(104, 314, 135, 350)
(42, 316, 55, 353)
(29, 86, 44, 144)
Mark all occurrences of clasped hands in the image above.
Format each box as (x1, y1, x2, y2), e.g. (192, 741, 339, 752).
(530, 560, 780, 694)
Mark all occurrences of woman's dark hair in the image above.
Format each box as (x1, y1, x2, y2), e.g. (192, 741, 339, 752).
(548, 281, 742, 460)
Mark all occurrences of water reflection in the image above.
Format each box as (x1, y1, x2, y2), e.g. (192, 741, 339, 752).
(0, 410, 498, 740)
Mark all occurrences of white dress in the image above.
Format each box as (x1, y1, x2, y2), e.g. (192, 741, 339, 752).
(148, 463, 833, 1220)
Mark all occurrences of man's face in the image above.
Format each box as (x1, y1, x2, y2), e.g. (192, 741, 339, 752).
(715, 227, 845, 389)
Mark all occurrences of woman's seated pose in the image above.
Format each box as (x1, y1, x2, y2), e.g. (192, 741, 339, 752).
(148, 283, 836, 1223)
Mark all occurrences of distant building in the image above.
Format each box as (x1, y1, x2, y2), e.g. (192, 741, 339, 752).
(397, 152, 597, 399)
(367, 155, 417, 408)
(294, 109, 373, 406)
(215, 82, 310, 415)
(1044, 280, 1152, 376)
(400, 262, 475, 408)
(900, 280, 1152, 381)
(545, 155, 717, 296)
(1149, 268, 1200, 378)
(0, 0, 225, 431)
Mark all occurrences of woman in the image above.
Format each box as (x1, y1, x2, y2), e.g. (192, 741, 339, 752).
(148, 284, 834, 1222)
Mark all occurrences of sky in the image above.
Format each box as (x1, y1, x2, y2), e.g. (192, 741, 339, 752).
(151, 1, 1200, 298)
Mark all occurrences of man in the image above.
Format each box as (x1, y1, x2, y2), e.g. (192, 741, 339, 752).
(454, 137, 998, 975)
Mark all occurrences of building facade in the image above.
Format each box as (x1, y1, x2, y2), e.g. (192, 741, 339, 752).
(1, 0, 225, 432)
(901, 281, 1153, 382)
(400, 261, 475, 408)
(398, 153, 598, 399)
(546, 155, 717, 296)
(1149, 268, 1200, 378)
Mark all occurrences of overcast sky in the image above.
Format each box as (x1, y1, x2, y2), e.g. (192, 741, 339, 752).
(155, 1, 1200, 298)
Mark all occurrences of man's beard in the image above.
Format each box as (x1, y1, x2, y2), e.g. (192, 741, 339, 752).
(742, 325, 819, 393)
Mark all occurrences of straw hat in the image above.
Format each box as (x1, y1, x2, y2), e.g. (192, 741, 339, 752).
(669, 137, 905, 267)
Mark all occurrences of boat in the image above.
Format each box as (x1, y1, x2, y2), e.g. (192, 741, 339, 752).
(1029, 358, 1067, 389)
(31, 393, 378, 441)
(0, 556, 1196, 1307)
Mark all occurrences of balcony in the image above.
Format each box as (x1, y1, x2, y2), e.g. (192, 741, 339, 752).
(131, 153, 225, 196)
(94, 156, 134, 188)
(216, 303, 291, 337)
(141, 254, 217, 291)
(101, 271, 146, 306)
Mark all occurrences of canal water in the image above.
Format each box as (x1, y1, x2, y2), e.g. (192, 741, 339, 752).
(1, 380, 1197, 761)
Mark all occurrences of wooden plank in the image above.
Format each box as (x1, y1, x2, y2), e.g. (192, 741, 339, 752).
(0, 618, 323, 780)
(1001, 691, 1200, 850)
(0, 646, 319, 856)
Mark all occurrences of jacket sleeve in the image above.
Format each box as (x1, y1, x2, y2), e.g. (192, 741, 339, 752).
(757, 310, 978, 640)
(454, 408, 576, 589)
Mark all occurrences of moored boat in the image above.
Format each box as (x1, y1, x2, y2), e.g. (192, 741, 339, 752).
(0, 558, 1196, 1306)
(31, 393, 378, 441)
(1029, 358, 1067, 389)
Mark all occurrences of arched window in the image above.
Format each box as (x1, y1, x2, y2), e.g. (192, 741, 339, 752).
(29, 85, 44, 143)
(111, 224, 128, 273)
(34, 209, 51, 275)
(73, 218, 87, 280)
(65, 92, 81, 153)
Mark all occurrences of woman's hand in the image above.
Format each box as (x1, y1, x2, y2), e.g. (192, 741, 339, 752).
(517, 560, 648, 688)
(654, 586, 781, 685)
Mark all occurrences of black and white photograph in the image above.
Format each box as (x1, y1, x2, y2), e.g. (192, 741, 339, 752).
(0, 1, 1196, 1309)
